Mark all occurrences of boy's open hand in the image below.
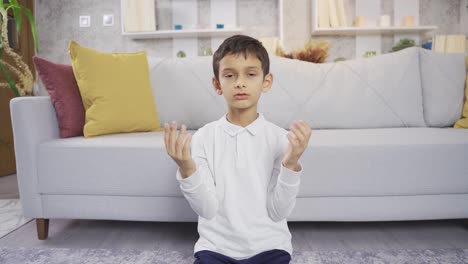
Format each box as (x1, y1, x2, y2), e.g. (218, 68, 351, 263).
(282, 120, 312, 171)
(164, 121, 196, 178)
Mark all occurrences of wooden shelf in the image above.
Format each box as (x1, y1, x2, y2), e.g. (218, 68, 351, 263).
(122, 28, 244, 39)
(311, 25, 438, 36)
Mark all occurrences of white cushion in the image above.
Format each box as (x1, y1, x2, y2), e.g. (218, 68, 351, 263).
(148, 47, 426, 130)
(263, 47, 426, 129)
(36, 128, 468, 197)
(298, 127, 468, 197)
(419, 49, 467, 127)
(148, 56, 225, 130)
(37, 131, 192, 197)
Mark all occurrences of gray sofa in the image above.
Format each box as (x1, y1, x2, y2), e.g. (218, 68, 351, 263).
(10, 47, 468, 240)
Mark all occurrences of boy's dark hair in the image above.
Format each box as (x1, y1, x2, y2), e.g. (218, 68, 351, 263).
(212, 35, 270, 81)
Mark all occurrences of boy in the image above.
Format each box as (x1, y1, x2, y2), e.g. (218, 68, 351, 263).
(164, 35, 312, 263)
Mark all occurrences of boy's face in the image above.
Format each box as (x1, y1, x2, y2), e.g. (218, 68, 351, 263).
(212, 52, 272, 112)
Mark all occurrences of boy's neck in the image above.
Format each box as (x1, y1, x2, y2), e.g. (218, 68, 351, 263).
(226, 109, 259, 128)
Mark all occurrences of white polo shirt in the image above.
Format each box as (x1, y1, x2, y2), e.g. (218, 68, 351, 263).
(176, 112, 303, 260)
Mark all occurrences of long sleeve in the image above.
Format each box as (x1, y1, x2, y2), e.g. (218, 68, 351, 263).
(176, 130, 219, 220)
(267, 132, 303, 222)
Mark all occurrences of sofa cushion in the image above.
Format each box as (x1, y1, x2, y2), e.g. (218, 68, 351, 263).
(33, 56, 85, 138)
(37, 131, 193, 197)
(149, 47, 426, 130)
(37, 128, 468, 197)
(454, 55, 468, 128)
(148, 56, 226, 130)
(419, 49, 466, 127)
(69, 40, 163, 138)
(265, 47, 426, 129)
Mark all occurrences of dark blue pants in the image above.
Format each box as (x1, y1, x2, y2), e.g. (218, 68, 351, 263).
(193, 249, 291, 264)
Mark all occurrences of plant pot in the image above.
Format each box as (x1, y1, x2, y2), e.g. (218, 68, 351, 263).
(0, 87, 16, 176)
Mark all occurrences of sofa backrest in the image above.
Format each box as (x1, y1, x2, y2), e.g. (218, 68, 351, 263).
(148, 47, 465, 130)
(148, 56, 225, 130)
(264, 47, 425, 129)
(419, 49, 467, 127)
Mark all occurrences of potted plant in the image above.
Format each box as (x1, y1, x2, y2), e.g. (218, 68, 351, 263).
(0, 0, 38, 176)
(0, 0, 39, 97)
(276, 39, 330, 63)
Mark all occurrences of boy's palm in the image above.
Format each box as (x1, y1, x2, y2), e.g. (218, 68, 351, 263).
(283, 120, 312, 167)
(164, 121, 196, 177)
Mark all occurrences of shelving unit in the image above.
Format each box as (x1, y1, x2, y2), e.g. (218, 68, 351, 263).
(122, 28, 244, 39)
(311, 26, 437, 36)
(310, 0, 438, 58)
(210, 0, 238, 52)
(120, 0, 242, 57)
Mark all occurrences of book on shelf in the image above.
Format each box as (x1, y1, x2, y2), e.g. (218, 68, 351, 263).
(328, 0, 340, 28)
(336, 0, 348, 27)
(432, 35, 446, 52)
(445, 35, 466, 53)
(122, 0, 156, 32)
(318, 0, 330, 28)
(432, 34, 466, 53)
(317, 0, 347, 28)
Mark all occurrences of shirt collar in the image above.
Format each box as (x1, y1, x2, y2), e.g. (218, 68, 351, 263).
(219, 112, 265, 137)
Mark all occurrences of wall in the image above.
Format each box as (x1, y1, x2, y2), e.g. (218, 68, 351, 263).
(460, 0, 468, 36)
(35, 0, 462, 63)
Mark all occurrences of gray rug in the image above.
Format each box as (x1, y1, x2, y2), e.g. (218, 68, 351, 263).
(1, 247, 468, 264)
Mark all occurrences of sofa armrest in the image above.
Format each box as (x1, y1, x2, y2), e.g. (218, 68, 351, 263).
(10, 96, 60, 218)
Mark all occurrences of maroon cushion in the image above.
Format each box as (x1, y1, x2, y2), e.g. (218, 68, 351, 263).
(33, 56, 85, 138)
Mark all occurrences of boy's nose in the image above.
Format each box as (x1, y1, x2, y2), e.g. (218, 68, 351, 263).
(235, 79, 246, 88)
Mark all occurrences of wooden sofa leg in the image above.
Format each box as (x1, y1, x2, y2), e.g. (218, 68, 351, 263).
(36, 218, 49, 240)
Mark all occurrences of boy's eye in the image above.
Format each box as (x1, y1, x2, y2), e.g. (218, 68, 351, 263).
(248, 73, 257, 77)
(224, 74, 233, 78)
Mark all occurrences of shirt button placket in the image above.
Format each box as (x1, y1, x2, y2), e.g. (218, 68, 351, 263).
(236, 130, 246, 169)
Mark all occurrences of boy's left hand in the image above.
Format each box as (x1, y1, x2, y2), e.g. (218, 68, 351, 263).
(282, 120, 312, 171)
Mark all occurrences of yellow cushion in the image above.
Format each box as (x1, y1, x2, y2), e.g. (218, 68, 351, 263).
(454, 55, 468, 128)
(69, 40, 163, 137)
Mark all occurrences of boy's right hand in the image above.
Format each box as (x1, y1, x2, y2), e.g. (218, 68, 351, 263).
(164, 121, 196, 179)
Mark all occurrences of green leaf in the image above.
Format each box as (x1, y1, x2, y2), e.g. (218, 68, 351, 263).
(7, 0, 22, 32)
(11, 5, 22, 33)
(22, 7, 38, 53)
(0, 63, 20, 97)
(9, 0, 19, 7)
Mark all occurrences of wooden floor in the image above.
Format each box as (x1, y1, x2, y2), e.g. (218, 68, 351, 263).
(1, 173, 468, 253)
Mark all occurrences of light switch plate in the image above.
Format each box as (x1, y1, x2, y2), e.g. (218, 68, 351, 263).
(79, 16, 90, 27)
(103, 14, 114, 26)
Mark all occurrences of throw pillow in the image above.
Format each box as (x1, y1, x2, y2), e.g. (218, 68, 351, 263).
(68, 40, 163, 137)
(454, 55, 468, 128)
(33, 56, 85, 138)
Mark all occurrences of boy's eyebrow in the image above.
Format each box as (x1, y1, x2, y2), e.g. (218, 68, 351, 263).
(221, 66, 261, 72)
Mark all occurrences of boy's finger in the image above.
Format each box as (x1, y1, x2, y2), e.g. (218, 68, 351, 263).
(287, 133, 298, 147)
(291, 125, 305, 143)
(295, 121, 310, 138)
(183, 133, 192, 158)
(176, 124, 186, 156)
(170, 121, 177, 154)
(164, 123, 170, 151)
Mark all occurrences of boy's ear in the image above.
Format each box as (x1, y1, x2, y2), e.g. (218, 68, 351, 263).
(212, 77, 222, 95)
(262, 73, 273, 92)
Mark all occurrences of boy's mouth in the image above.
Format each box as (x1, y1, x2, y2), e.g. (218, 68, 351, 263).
(234, 93, 249, 100)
